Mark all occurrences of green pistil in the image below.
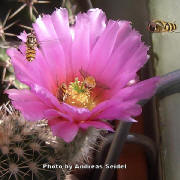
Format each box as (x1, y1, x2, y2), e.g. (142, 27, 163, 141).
(71, 78, 86, 93)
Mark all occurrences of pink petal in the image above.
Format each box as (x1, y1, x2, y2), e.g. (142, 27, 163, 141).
(29, 83, 91, 122)
(90, 99, 141, 121)
(5, 89, 48, 121)
(17, 31, 27, 42)
(44, 109, 73, 122)
(87, 8, 107, 48)
(29, 83, 61, 108)
(49, 121, 79, 142)
(71, 12, 90, 76)
(87, 20, 121, 75)
(6, 48, 56, 92)
(71, 9, 107, 73)
(96, 29, 147, 88)
(50, 8, 72, 52)
(51, 8, 74, 81)
(110, 44, 149, 89)
(96, 103, 141, 121)
(112, 77, 160, 101)
(6, 89, 38, 101)
(127, 75, 139, 86)
(57, 103, 91, 122)
(33, 14, 67, 83)
(79, 121, 114, 131)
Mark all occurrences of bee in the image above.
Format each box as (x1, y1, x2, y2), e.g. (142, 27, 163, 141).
(147, 20, 177, 33)
(79, 68, 110, 90)
(84, 75, 96, 89)
(0, 32, 38, 62)
(25, 30, 38, 62)
(57, 83, 68, 102)
(79, 68, 96, 89)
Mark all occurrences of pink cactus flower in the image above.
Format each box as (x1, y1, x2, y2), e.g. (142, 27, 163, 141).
(6, 8, 159, 142)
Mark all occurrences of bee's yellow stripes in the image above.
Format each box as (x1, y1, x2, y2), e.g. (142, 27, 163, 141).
(25, 31, 37, 62)
(152, 20, 177, 32)
(164, 23, 170, 31)
(26, 47, 36, 61)
(26, 49, 36, 54)
(172, 23, 177, 31)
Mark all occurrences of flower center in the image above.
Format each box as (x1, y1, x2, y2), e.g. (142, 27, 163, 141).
(57, 77, 96, 110)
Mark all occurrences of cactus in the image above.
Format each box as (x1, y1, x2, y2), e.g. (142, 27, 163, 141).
(0, 103, 61, 180)
(0, 47, 28, 90)
(0, 103, 101, 180)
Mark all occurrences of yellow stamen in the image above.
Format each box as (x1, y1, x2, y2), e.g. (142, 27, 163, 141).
(59, 78, 96, 110)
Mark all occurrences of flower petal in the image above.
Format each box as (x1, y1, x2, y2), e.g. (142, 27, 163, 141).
(5, 89, 48, 121)
(87, 8, 107, 48)
(112, 77, 160, 101)
(110, 43, 149, 89)
(51, 8, 72, 52)
(44, 109, 73, 122)
(91, 99, 141, 121)
(17, 31, 27, 42)
(33, 14, 67, 83)
(6, 8, 160, 143)
(71, 12, 90, 76)
(97, 29, 147, 89)
(79, 121, 114, 131)
(87, 20, 121, 75)
(29, 83, 61, 108)
(51, 8, 74, 81)
(57, 103, 91, 122)
(6, 48, 56, 92)
(49, 121, 79, 142)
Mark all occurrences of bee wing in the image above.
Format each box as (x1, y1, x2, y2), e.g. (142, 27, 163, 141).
(37, 39, 61, 45)
(96, 80, 110, 90)
(0, 41, 21, 48)
(36, 39, 62, 50)
(79, 68, 110, 89)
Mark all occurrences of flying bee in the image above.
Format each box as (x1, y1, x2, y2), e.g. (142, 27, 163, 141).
(25, 30, 38, 62)
(57, 83, 69, 102)
(79, 68, 110, 90)
(0, 31, 39, 61)
(147, 20, 177, 33)
(0, 30, 38, 62)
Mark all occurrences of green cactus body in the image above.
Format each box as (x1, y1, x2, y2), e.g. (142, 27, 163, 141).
(0, 104, 101, 180)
